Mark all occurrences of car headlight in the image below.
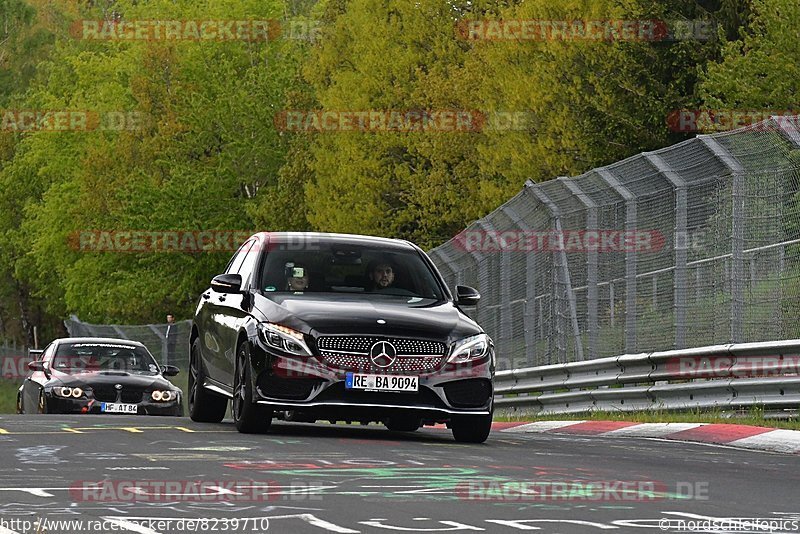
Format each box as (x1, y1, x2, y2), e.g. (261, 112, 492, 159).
(54, 387, 84, 398)
(151, 390, 176, 402)
(258, 323, 313, 357)
(447, 334, 490, 364)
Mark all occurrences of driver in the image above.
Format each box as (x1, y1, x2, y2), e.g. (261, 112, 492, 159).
(286, 264, 310, 291)
(368, 260, 395, 291)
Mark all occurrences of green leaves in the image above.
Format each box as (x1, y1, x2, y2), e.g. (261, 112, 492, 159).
(0, 0, 295, 328)
(699, 0, 799, 109)
(0, 0, 795, 339)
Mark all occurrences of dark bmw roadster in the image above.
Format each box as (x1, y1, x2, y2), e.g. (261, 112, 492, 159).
(190, 232, 495, 442)
(17, 338, 183, 416)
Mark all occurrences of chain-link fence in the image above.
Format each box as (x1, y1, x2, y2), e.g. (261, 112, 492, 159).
(60, 117, 800, 374)
(0, 339, 27, 380)
(430, 117, 800, 370)
(64, 315, 192, 370)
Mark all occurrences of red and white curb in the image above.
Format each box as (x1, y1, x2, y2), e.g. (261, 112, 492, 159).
(494, 421, 800, 454)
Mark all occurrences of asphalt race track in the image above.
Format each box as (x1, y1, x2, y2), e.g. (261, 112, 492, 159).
(0, 415, 798, 534)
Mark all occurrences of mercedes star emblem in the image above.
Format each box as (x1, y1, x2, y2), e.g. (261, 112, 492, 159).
(369, 341, 398, 368)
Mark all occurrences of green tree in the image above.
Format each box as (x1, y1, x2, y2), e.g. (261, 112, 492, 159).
(699, 0, 799, 109)
(267, 0, 516, 248)
(465, 0, 730, 185)
(1, 0, 299, 327)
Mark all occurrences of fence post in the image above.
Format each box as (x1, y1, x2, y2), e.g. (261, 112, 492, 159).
(527, 181, 584, 362)
(462, 227, 489, 346)
(430, 248, 462, 292)
(769, 115, 798, 338)
(146, 324, 168, 365)
(652, 275, 658, 311)
(476, 220, 513, 368)
(770, 115, 800, 148)
(699, 135, 745, 342)
(597, 167, 638, 354)
(501, 205, 538, 366)
(559, 177, 598, 360)
(609, 281, 615, 327)
(645, 152, 688, 349)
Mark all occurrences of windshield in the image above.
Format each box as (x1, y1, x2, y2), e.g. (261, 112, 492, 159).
(259, 242, 445, 300)
(52, 342, 160, 375)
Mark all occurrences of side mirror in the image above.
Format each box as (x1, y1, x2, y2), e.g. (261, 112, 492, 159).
(210, 273, 243, 294)
(29, 349, 44, 360)
(27, 360, 50, 378)
(455, 285, 481, 306)
(160, 365, 180, 377)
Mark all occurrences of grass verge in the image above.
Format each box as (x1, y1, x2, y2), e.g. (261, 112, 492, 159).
(0, 379, 19, 413)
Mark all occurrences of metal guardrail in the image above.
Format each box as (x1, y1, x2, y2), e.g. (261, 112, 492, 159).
(494, 340, 800, 415)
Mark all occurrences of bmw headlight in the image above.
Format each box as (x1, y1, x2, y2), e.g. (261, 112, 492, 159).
(447, 334, 490, 364)
(258, 323, 313, 357)
(54, 386, 84, 398)
(151, 390, 176, 402)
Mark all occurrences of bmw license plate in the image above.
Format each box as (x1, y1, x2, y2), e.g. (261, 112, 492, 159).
(345, 373, 418, 392)
(101, 402, 138, 414)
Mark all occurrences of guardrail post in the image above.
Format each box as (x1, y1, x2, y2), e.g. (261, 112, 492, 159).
(559, 177, 598, 360)
(597, 168, 637, 353)
(645, 152, 688, 349)
(502, 205, 539, 365)
(699, 135, 745, 342)
(527, 181, 584, 362)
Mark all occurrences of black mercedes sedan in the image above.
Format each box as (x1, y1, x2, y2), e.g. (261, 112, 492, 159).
(17, 338, 183, 416)
(190, 232, 494, 442)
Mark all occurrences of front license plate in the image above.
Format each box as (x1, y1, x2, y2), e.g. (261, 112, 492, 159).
(345, 373, 418, 392)
(101, 402, 138, 414)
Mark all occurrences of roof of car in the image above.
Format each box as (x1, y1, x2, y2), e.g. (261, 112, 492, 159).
(252, 232, 418, 251)
(54, 337, 146, 347)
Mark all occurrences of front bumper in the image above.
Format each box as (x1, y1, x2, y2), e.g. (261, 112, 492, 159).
(45, 394, 183, 416)
(250, 338, 494, 420)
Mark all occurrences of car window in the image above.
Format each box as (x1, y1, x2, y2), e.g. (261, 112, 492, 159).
(259, 242, 444, 300)
(235, 239, 261, 288)
(225, 239, 254, 275)
(39, 343, 55, 362)
(52, 342, 160, 375)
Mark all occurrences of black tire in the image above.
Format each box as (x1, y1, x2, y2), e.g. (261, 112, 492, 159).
(232, 342, 272, 434)
(385, 414, 421, 432)
(188, 338, 228, 423)
(451, 413, 492, 443)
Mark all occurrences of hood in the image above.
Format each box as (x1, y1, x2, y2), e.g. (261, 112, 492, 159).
(50, 371, 176, 390)
(253, 293, 481, 342)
